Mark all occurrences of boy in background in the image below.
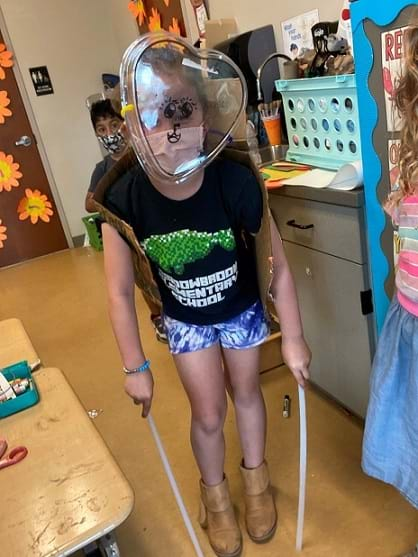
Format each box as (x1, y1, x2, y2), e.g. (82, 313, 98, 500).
(86, 99, 167, 343)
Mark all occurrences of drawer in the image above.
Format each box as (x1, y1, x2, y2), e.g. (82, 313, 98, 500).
(270, 195, 366, 264)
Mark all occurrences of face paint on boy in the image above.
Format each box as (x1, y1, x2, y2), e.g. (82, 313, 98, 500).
(98, 131, 126, 155)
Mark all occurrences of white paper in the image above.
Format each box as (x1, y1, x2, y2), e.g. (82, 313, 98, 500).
(337, 0, 353, 51)
(281, 160, 363, 190)
(281, 10, 319, 60)
(281, 169, 337, 188)
(0, 371, 16, 400)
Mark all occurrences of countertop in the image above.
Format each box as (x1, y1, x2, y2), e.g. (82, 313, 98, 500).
(268, 184, 365, 208)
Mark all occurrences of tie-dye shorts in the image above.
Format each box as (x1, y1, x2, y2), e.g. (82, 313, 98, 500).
(163, 300, 269, 354)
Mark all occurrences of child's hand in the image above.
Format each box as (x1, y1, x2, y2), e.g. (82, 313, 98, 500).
(281, 336, 311, 387)
(125, 371, 154, 418)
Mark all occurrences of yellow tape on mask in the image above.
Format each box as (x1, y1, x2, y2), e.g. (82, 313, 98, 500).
(120, 103, 134, 118)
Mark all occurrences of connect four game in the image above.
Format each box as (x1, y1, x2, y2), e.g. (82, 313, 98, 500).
(276, 75, 362, 171)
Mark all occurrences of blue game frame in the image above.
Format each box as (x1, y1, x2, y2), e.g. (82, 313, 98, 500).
(351, 0, 416, 335)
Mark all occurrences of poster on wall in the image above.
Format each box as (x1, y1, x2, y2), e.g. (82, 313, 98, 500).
(129, 0, 187, 37)
(388, 139, 401, 192)
(381, 27, 408, 132)
(388, 139, 401, 265)
(281, 9, 319, 60)
(29, 66, 54, 96)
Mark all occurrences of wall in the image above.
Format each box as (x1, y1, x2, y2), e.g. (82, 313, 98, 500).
(0, 0, 138, 238)
(207, 0, 341, 51)
(0, 0, 340, 238)
(109, 0, 140, 64)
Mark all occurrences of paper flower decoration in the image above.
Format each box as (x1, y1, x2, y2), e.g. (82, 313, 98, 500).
(0, 90, 12, 124)
(148, 7, 162, 33)
(17, 188, 54, 224)
(0, 219, 7, 248)
(0, 152, 22, 192)
(0, 43, 13, 80)
(169, 17, 181, 36)
(128, 0, 146, 26)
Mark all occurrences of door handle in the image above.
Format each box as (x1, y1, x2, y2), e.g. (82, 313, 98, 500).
(286, 219, 314, 230)
(15, 135, 32, 147)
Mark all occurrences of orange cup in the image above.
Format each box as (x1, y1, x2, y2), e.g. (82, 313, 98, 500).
(262, 115, 282, 146)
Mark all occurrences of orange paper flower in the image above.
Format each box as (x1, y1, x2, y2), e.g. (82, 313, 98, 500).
(0, 90, 12, 124)
(17, 188, 54, 224)
(148, 7, 162, 33)
(0, 43, 13, 80)
(169, 17, 181, 36)
(128, 0, 146, 26)
(0, 152, 22, 192)
(0, 218, 7, 248)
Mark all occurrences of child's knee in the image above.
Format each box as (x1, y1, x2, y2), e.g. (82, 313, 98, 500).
(193, 409, 225, 435)
(232, 384, 262, 407)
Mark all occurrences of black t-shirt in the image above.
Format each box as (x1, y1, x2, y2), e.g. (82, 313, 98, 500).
(104, 159, 263, 325)
(88, 155, 115, 193)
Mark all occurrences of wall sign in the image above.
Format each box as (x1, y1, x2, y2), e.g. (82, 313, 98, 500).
(381, 27, 407, 132)
(29, 66, 54, 96)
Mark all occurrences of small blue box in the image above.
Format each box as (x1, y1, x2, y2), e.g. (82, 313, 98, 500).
(0, 361, 39, 419)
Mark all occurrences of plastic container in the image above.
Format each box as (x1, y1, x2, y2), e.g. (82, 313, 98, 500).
(246, 121, 262, 166)
(275, 74, 361, 170)
(82, 213, 103, 251)
(0, 361, 39, 419)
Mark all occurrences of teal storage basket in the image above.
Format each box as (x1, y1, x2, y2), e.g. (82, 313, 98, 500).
(275, 75, 362, 170)
(82, 213, 103, 251)
(0, 360, 39, 419)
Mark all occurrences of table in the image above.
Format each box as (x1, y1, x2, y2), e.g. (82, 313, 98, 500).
(0, 367, 134, 557)
(0, 318, 40, 370)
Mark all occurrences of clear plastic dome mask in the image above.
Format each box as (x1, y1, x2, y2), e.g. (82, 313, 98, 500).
(120, 32, 247, 184)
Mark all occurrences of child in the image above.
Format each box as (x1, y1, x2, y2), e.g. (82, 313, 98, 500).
(85, 98, 129, 213)
(98, 37, 310, 557)
(362, 23, 418, 554)
(87, 98, 167, 343)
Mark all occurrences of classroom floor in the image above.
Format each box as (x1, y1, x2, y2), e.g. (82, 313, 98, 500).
(1, 247, 417, 557)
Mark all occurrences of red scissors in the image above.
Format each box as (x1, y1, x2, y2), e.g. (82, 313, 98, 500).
(0, 438, 28, 470)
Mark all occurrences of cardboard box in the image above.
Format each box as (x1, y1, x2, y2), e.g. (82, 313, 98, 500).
(205, 18, 238, 49)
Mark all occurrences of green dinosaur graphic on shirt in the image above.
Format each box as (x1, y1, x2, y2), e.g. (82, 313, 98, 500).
(142, 228, 236, 275)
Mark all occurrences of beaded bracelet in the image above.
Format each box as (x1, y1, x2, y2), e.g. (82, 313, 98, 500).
(123, 359, 151, 375)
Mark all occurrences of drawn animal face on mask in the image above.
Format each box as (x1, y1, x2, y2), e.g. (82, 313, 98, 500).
(120, 32, 247, 183)
(143, 83, 206, 175)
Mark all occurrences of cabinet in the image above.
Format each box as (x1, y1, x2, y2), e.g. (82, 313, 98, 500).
(269, 186, 375, 417)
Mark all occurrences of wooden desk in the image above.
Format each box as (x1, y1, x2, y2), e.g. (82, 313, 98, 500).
(0, 367, 134, 557)
(0, 318, 40, 370)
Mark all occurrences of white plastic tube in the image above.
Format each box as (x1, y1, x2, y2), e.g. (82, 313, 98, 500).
(147, 414, 205, 557)
(296, 385, 307, 552)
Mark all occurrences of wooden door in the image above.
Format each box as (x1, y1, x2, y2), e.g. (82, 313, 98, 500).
(0, 29, 68, 268)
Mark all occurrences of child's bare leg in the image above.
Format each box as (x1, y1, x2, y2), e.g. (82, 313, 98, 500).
(222, 356, 235, 401)
(222, 346, 266, 468)
(174, 344, 227, 486)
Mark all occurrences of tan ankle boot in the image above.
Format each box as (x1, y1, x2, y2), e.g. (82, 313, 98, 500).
(199, 477, 242, 557)
(240, 460, 277, 543)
